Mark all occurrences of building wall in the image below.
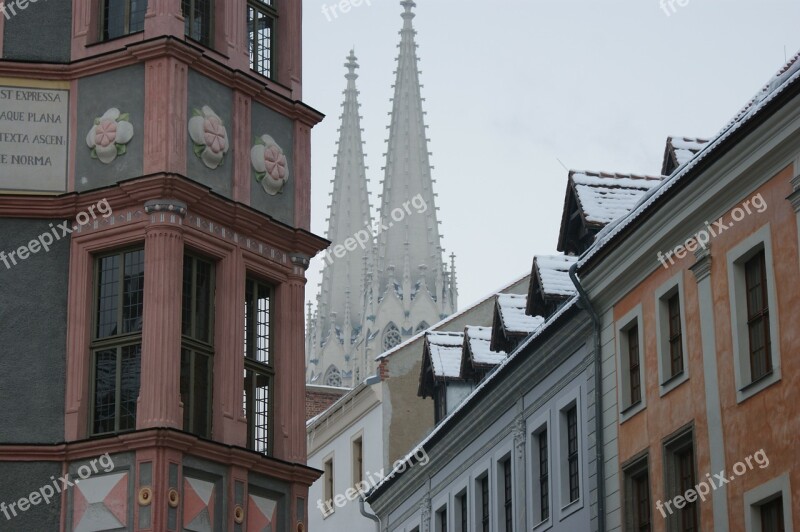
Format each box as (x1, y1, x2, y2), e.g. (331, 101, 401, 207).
(584, 91, 800, 531)
(0, 218, 69, 443)
(308, 390, 384, 532)
(370, 308, 597, 532)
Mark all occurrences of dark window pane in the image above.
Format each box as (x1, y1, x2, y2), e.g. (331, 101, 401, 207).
(628, 326, 641, 405)
(193, 352, 210, 436)
(119, 344, 141, 431)
(668, 294, 683, 377)
(567, 406, 580, 502)
(539, 429, 549, 521)
(122, 250, 145, 334)
(96, 254, 120, 338)
(760, 497, 785, 532)
(745, 251, 771, 381)
(93, 349, 118, 434)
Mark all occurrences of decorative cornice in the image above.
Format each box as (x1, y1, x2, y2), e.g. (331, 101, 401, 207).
(0, 174, 329, 259)
(0, 37, 323, 127)
(144, 199, 188, 217)
(787, 173, 800, 213)
(0, 428, 321, 486)
(690, 243, 713, 282)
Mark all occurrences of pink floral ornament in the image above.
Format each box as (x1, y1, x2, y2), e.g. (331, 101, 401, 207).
(85, 108, 134, 164)
(188, 106, 229, 169)
(251, 135, 289, 195)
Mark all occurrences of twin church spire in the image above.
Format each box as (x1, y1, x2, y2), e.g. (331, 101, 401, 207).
(307, 1, 458, 388)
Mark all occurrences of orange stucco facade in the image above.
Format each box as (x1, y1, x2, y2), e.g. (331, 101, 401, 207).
(614, 163, 800, 530)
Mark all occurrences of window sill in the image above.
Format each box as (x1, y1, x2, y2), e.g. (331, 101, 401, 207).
(620, 400, 645, 423)
(86, 30, 145, 48)
(558, 496, 583, 521)
(737, 369, 780, 404)
(659, 370, 689, 397)
(532, 517, 553, 531)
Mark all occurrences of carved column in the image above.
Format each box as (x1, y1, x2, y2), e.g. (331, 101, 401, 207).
(273, 254, 311, 462)
(513, 414, 527, 530)
(137, 200, 187, 430)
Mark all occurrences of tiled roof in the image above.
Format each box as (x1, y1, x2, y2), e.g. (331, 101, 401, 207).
(426, 331, 465, 379)
(571, 171, 663, 226)
(464, 326, 506, 366)
(496, 294, 544, 334)
(535, 255, 578, 297)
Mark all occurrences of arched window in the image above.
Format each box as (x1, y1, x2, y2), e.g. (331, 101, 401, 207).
(415, 321, 430, 333)
(324, 366, 342, 387)
(383, 323, 403, 351)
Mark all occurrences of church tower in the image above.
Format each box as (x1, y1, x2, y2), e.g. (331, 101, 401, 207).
(308, 1, 457, 388)
(368, 0, 456, 365)
(307, 51, 375, 386)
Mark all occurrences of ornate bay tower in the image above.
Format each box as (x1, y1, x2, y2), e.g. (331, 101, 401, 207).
(307, 1, 458, 387)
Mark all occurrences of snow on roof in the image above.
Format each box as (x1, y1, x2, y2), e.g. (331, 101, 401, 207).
(571, 171, 664, 226)
(535, 255, 578, 297)
(668, 136, 710, 166)
(579, 51, 800, 270)
(465, 326, 506, 366)
(367, 296, 580, 498)
(497, 293, 544, 334)
(426, 331, 465, 378)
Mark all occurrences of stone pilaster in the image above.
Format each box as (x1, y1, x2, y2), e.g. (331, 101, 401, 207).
(137, 201, 186, 430)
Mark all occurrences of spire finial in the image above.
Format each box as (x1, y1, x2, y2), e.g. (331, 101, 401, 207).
(400, 0, 416, 24)
(345, 49, 359, 80)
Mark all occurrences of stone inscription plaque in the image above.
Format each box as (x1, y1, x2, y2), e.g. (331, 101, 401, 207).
(0, 85, 69, 192)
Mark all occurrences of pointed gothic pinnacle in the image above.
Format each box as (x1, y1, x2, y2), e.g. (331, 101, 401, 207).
(401, 0, 416, 26)
(345, 49, 359, 80)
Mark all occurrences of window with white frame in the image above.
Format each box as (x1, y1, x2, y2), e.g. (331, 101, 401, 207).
(435, 504, 448, 532)
(530, 421, 550, 525)
(455, 489, 468, 532)
(323, 456, 334, 515)
(563, 403, 580, 505)
(727, 225, 781, 402)
(743, 473, 792, 532)
(476, 473, 490, 532)
(616, 306, 645, 416)
(655, 275, 689, 395)
(623, 454, 651, 532)
(664, 428, 697, 532)
(498, 455, 513, 532)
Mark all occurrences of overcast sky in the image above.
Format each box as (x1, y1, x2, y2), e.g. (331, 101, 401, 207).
(301, 0, 800, 311)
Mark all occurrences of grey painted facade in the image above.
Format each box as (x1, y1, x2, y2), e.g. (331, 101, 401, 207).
(367, 303, 600, 532)
(2, 0, 72, 63)
(0, 461, 63, 529)
(250, 102, 295, 226)
(186, 69, 234, 198)
(76, 65, 146, 191)
(0, 218, 69, 444)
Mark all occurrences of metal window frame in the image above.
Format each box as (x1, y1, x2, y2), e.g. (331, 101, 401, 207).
(100, 0, 146, 40)
(89, 247, 145, 436)
(744, 250, 772, 379)
(244, 277, 275, 455)
(247, 0, 278, 78)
